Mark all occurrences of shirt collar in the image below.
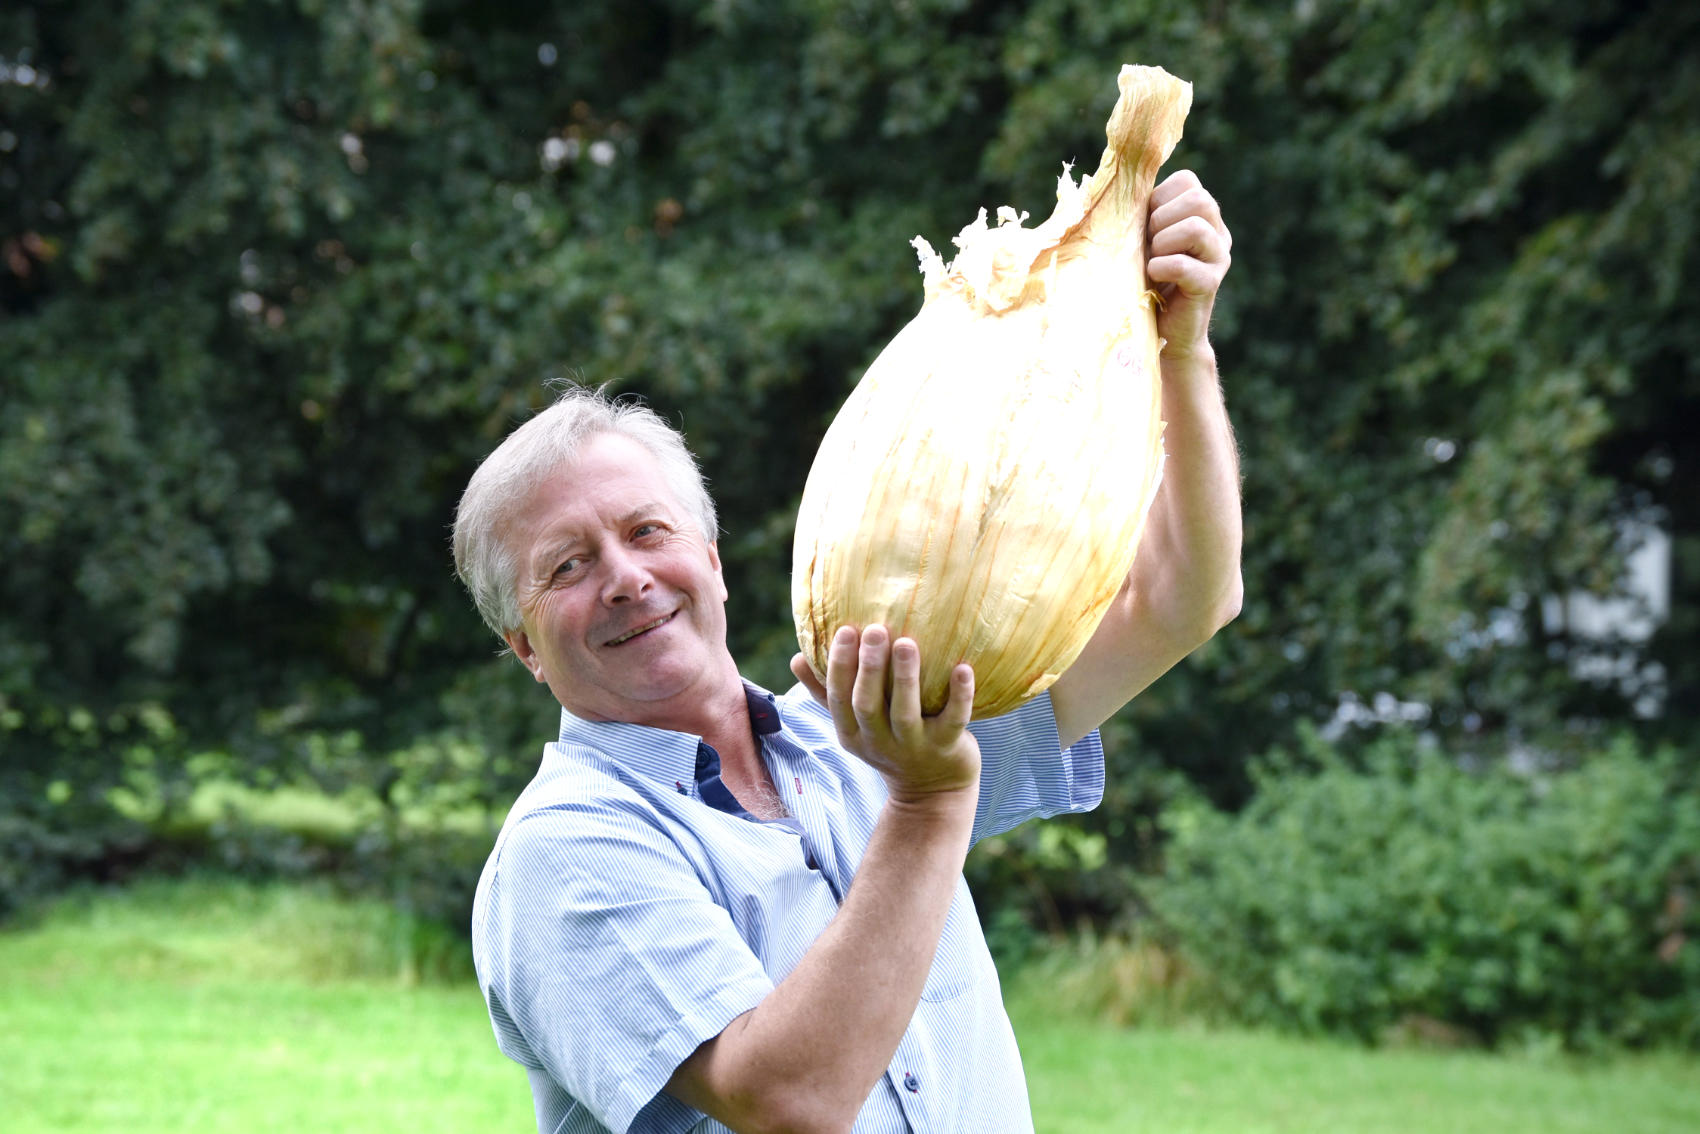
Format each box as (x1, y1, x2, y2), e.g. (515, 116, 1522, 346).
(554, 680, 784, 789)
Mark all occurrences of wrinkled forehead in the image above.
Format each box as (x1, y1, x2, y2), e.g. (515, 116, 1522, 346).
(503, 433, 689, 548)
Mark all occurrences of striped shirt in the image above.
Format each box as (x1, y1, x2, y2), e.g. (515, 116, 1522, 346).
(472, 681, 1104, 1133)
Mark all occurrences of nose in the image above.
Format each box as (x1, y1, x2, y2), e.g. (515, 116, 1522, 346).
(599, 544, 653, 605)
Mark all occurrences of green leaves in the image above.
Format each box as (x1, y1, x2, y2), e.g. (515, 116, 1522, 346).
(2, 1, 1695, 867)
(1155, 730, 1700, 1049)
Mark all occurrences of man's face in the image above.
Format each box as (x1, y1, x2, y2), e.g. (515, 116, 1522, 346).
(501, 432, 732, 725)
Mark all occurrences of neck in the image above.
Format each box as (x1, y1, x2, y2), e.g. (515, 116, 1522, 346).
(639, 656, 760, 768)
(564, 652, 783, 815)
(695, 683, 759, 767)
(681, 663, 782, 819)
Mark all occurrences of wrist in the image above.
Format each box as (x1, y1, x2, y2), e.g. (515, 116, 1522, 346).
(1159, 340, 1216, 369)
(883, 781, 979, 825)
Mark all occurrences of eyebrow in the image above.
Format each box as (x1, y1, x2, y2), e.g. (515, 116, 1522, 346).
(615, 503, 670, 528)
(532, 502, 673, 570)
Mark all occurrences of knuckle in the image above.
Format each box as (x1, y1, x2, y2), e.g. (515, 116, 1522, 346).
(850, 688, 882, 718)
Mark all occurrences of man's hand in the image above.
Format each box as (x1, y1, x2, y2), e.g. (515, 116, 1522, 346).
(790, 625, 980, 805)
(1148, 168, 1232, 362)
(669, 628, 982, 1132)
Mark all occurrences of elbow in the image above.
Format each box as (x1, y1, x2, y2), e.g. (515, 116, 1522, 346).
(1214, 570, 1244, 630)
(694, 1080, 856, 1134)
(1176, 570, 1242, 651)
(722, 1075, 859, 1134)
(738, 1097, 855, 1134)
(671, 1012, 866, 1134)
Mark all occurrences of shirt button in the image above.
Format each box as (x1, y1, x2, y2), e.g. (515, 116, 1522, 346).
(903, 1071, 920, 1093)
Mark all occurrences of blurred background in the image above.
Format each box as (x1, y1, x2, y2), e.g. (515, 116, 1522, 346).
(2, 0, 1697, 1129)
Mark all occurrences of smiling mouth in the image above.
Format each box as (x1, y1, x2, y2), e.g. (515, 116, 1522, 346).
(606, 613, 675, 646)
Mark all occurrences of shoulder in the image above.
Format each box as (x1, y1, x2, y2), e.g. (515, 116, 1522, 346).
(487, 743, 687, 893)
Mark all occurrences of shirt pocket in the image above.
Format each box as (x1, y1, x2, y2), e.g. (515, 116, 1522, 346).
(920, 876, 990, 1003)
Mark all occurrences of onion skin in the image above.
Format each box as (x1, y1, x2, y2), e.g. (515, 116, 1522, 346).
(792, 65, 1192, 718)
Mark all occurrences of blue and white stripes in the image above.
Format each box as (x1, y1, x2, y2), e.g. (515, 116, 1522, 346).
(472, 682, 1104, 1133)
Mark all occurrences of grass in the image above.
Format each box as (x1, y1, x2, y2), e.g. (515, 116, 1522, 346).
(1003, 936, 1700, 1132)
(1012, 1014, 1700, 1133)
(2, 876, 1697, 1133)
(0, 877, 531, 1134)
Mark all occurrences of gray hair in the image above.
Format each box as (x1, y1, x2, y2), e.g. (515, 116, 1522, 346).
(452, 384, 718, 640)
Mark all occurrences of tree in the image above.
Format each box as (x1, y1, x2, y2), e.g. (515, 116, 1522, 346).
(3, 1, 1695, 880)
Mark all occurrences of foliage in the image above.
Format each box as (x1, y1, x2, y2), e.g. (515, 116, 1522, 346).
(0, 757, 497, 931)
(1001, 927, 1207, 1030)
(1154, 728, 1700, 1050)
(968, 814, 1124, 947)
(2, 1, 1697, 892)
(4, 872, 474, 983)
(995, 0, 1700, 800)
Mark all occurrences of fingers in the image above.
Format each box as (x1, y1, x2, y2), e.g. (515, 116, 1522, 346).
(1147, 247, 1229, 299)
(849, 624, 891, 737)
(889, 636, 923, 739)
(1148, 168, 1201, 211)
(1146, 172, 1231, 322)
(1150, 183, 1229, 245)
(1149, 214, 1225, 264)
(825, 624, 861, 741)
(790, 652, 827, 707)
(1149, 174, 1231, 284)
(936, 663, 975, 732)
(823, 624, 967, 746)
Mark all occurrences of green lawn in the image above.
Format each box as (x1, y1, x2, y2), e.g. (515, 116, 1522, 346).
(2, 876, 1696, 1132)
(0, 878, 531, 1133)
(1014, 1015, 1700, 1133)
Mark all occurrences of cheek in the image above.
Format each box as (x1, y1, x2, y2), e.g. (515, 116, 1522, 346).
(532, 589, 587, 639)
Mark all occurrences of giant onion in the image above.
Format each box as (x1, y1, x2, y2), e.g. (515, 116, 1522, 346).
(792, 64, 1192, 718)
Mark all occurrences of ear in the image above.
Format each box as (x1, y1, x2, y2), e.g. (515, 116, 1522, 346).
(707, 540, 729, 603)
(503, 627, 548, 684)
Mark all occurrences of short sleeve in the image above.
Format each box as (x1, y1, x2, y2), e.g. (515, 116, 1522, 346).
(966, 690, 1105, 843)
(480, 797, 774, 1132)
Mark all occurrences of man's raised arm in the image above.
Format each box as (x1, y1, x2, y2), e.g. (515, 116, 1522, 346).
(1051, 169, 1243, 748)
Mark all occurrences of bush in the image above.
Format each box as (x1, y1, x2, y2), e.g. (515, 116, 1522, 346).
(1152, 728, 1700, 1050)
(1002, 929, 1211, 1030)
(0, 800, 155, 923)
(1, 772, 498, 942)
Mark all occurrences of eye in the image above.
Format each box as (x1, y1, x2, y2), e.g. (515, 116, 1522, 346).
(554, 555, 584, 578)
(633, 522, 662, 539)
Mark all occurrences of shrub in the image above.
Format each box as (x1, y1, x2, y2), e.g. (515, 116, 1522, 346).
(1152, 728, 1700, 1050)
(1, 770, 497, 943)
(1002, 929, 1212, 1030)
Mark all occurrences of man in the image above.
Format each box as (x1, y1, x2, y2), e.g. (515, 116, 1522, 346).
(453, 169, 1240, 1133)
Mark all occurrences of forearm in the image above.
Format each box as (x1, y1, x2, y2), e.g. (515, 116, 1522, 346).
(1137, 344, 1243, 635)
(666, 787, 977, 1134)
(1048, 170, 1239, 743)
